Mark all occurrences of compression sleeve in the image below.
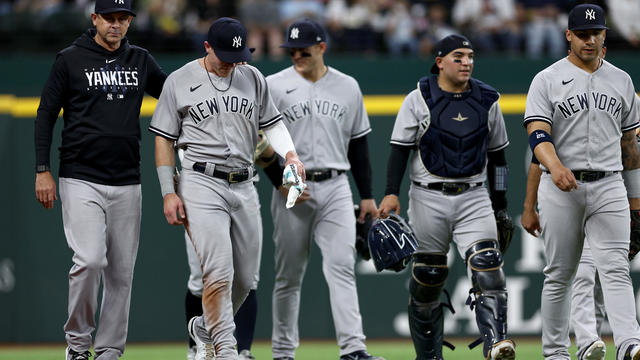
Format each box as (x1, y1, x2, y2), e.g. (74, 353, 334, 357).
(384, 144, 412, 196)
(347, 135, 373, 199)
(487, 149, 508, 211)
(263, 120, 296, 160)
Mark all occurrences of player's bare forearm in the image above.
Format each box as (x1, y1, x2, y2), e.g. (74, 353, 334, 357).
(523, 163, 542, 212)
(521, 163, 542, 236)
(629, 198, 640, 210)
(155, 136, 176, 168)
(621, 129, 640, 170)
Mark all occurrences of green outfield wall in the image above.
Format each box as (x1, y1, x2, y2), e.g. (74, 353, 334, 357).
(2, 54, 640, 343)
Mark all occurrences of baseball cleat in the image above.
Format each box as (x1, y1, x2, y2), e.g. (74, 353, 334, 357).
(339, 350, 385, 360)
(273, 358, 294, 360)
(239, 349, 255, 360)
(188, 316, 215, 360)
(187, 345, 197, 360)
(488, 340, 515, 360)
(580, 339, 605, 360)
(65, 347, 92, 360)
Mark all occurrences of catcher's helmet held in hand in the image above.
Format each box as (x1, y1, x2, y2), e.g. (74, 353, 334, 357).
(368, 213, 418, 272)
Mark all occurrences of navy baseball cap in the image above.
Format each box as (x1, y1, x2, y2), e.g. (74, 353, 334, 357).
(207, 17, 253, 63)
(568, 4, 608, 31)
(430, 34, 473, 74)
(95, 0, 136, 16)
(280, 19, 326, 48)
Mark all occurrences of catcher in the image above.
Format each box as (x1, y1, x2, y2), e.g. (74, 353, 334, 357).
(378, 34, 515, 360)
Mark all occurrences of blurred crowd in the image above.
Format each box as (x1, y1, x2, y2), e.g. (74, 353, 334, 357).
(1, 0, 640, 56)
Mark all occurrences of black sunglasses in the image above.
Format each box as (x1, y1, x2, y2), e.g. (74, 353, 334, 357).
(289, 48, 312, 57)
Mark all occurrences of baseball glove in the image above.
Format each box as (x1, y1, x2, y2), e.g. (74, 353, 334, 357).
(254, 130, 270, 161)
(495, 209, 514, 254)
(354, 204, 372, 260)
(630, 210, 640, 261)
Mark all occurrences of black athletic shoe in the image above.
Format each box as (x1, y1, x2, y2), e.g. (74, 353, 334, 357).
(273, 357, 294, 360)
(65, 347, 91, 360)
(340, 350, 385, 360)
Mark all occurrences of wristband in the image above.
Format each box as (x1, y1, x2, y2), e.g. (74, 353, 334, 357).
(157, 166, 176, 197)
(529, 129, 553, 152)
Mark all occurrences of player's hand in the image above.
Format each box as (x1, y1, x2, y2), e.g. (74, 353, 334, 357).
(278, 185, 310, 204)
(358, 199, 378, 223)
(35, 171, 57, 209)
(521, 207, 541, 237)
(284, 151, 305, 181)
(378, 195, 400, 218)
(163, 193, 186, 225)
(549, 165, 578, 192)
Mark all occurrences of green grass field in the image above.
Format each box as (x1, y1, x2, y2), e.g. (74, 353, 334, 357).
(0, 339, 619, 360)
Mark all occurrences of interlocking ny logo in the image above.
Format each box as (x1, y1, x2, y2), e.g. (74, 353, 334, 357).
(115, 0, 124, 4)
(232, 36, 242, 48)
(290, 27, 299, 39)
(585, 9, 595, 20)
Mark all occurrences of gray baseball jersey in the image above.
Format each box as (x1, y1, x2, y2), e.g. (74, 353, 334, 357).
(524, 57, 640, 360)
(266, 66, 371, 168)
(391, 86, 508, 184)
(150, 61, 281, 359)
(265, 66, 371, 358)
(524, 58, 640, 170)
(150, 61, 282, 168)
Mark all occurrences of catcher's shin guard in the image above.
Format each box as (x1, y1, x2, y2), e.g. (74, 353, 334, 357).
(408, 253, 454, 360)
(465, 240, 509, 359)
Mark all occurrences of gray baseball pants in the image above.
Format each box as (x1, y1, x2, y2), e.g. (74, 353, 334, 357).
(538, 173, 640, 360)
(270, 174, 367, 358)
(179, 169, 261, 360)
(571, 242, 606, 356)
(59, 178, 141, 360)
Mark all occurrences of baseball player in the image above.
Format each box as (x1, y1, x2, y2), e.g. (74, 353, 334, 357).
(150, 17, 305, 360)
(33, 1, 166, 359)
(524, 4, 640, 359)
(378, 34, 516, 360)
(522, 159, 607, 360)
(182, 134, 283, 360)
(266, 19, 383, 360)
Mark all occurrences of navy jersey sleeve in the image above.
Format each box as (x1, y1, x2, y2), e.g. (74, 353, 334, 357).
(35, 54, 68, 168)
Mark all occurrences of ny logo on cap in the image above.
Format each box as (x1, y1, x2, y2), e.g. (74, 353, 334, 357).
(585, 9, 595, 20)
(115, 0, 124, 4)
(290, 27, 299, 39)
(232, 36, 242, 48)
(462, 41, 469, 46)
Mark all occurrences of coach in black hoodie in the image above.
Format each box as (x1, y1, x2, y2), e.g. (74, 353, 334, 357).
(34, 1, 166, 359)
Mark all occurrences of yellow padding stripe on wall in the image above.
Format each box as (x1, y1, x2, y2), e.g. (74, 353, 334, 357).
(0, 94, 532, 118)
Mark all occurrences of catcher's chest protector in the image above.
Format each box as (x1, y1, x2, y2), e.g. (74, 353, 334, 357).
(418, 76, 498, 178)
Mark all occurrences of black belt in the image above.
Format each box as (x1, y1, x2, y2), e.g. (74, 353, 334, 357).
(571, 170, 617, 182)
(192, 162, 255, 183)
(307, 169, 345, 182)
(413, 181, 483, 195)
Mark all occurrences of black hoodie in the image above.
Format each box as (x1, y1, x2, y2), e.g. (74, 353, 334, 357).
(35, 29, 166, 185)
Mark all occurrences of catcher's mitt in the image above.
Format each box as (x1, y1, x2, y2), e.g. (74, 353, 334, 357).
(354, 204, 372, 260)
(630, 210, 640, 261)
(495, 209, 514, 254)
